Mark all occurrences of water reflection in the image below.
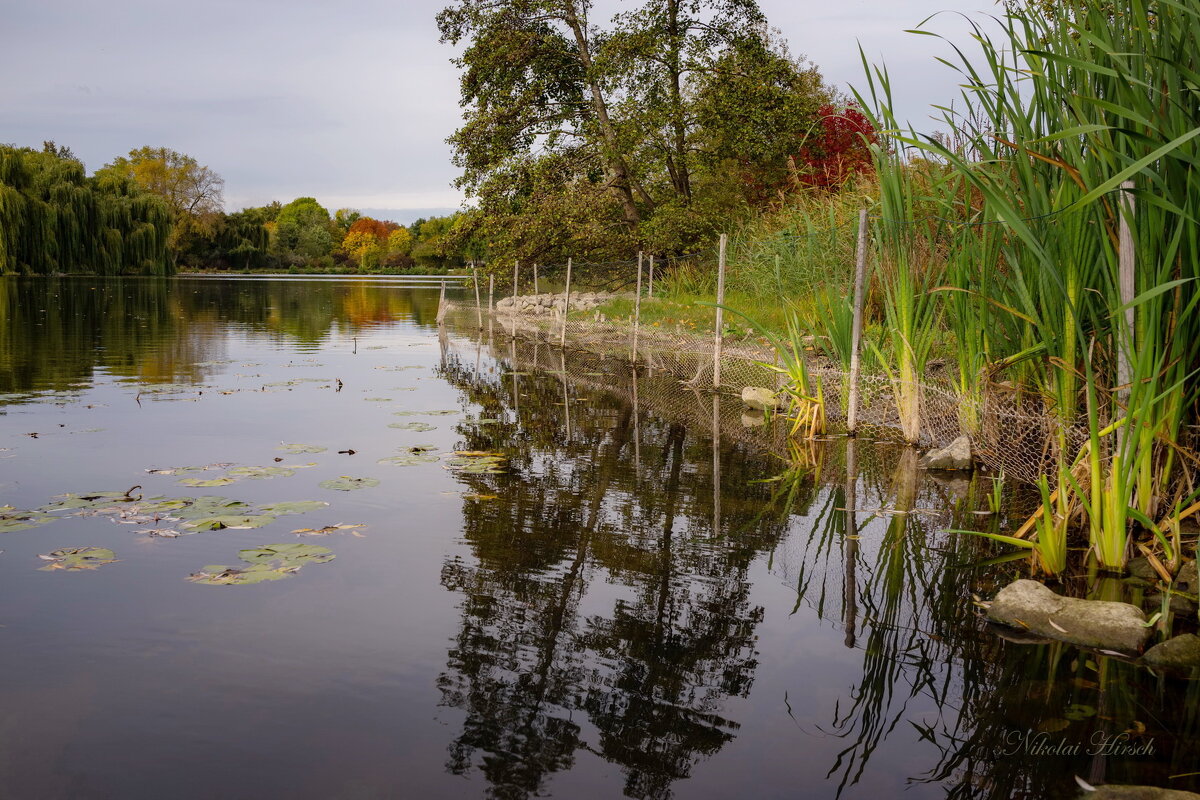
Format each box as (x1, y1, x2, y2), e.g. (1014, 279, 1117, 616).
(436, 338, 783, 797)
(1, 278, 1197, 799)
(0, 276, 442, 395)
(435, 331, 1200, 799)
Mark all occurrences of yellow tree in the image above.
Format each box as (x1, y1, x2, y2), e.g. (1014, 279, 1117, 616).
(97, 147, 224, 261)
(342, 230, 383, 269)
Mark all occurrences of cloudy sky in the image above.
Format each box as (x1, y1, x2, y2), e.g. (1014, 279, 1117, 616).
(1, 0, 1002, 224)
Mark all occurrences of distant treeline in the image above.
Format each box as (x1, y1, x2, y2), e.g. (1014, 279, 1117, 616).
(0, 142, 478, 275)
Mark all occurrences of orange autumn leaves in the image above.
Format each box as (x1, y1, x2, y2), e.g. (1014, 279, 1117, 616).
(341, 218, 412, 269)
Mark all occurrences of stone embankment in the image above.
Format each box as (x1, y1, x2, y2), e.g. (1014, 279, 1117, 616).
(496, 292, 623, 317)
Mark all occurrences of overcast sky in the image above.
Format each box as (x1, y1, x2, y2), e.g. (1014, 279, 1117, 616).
(1, 0, 1002, 224)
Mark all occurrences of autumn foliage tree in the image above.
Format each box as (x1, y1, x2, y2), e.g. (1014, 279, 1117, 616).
(794, 104, 877, 191)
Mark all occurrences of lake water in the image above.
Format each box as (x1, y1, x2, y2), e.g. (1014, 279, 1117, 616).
(1, 276, 1196, 799)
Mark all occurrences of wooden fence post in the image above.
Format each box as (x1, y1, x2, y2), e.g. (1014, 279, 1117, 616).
(633, 252, 643, 362)
(648, 255, 655, 298)
(847, 209, 869, 434)
(472, 268, 483, 329)
(436, 279, 447, 325)
(713, 234, 727, 390)
(533, 263, 539, 295)
(510, 260, 519, 339)
(1117, 180, 1136, 420)
(559, 257, 572, 348)
(488, 274, 494, 314)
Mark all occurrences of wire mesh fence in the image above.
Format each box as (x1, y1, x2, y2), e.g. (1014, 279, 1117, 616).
(440, 256, 1097, 487)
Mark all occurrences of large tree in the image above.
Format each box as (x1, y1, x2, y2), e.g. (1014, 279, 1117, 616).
(439, 0, 834, 263)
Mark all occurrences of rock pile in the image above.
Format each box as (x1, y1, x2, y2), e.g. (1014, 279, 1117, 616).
(496, 292, 620, 317)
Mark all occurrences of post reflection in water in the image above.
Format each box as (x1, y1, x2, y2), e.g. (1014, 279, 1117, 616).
(433, 327, 1200, 800)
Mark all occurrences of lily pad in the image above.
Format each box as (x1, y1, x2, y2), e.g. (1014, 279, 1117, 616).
(391, 409, 459, 417)
(276, 443, 327, 454)
(239, 542, 335, 568)
(291, 523, 366, 536)
(181, 514, 276, 531)
(388, 422, 437, 432)
(188, 563, 293, 586)
(259, 500, 330, 516)
(0, 509, 54, 532)
(227, 464, 312, 479)
(38, 547, 119, 571)
(378, 454, 440, 466)
(363, 397, 392, 402)
(39, 490, 141, 512)
(179, 476, 239, 487)
(145, 463, 233, 476)
(173, 497, 251, 520)
(319, 476, 379, 491)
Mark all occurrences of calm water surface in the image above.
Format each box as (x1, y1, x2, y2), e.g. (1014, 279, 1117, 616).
(1, 276, 1197, 799)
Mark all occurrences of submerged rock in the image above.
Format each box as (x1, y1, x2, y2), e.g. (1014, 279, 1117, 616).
(741, 386, 779, 411)
(740, 410, 766, 428)
(1141, 634, 1200, 672)
(920, 435, 973, 470)
(988, 579, 1151, 653)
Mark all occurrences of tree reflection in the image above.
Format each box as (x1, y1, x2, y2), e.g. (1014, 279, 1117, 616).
(435, 339, 786, 798)
(0, 277, 442, 396)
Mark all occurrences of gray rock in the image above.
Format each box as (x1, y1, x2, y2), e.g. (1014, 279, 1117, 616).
(741, 386, 779, 411)
(1146, 591, 1198, 616)
(1127, 556, 1161, 583)
(1084, 787, 1200, 799)
(740, 410, 766, 428)
(1177, 560, 1198, 593)
(1141, 634, 1200, 671)
(988, 579, 1151, 653)
(920, 435, 973, 470)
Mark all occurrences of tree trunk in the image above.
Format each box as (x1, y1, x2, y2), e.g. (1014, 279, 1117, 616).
(562, 1, 645, 227)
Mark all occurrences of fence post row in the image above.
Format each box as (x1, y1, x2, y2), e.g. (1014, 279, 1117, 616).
(560, 257, 572, 348)
(713, 234, 727, 390)
(846, 209, 869, 434)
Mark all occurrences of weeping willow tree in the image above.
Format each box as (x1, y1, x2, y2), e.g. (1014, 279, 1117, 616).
(0, 143, 172, 275)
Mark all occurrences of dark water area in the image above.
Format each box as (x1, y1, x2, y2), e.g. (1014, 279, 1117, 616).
(1, 276, 1197, 799)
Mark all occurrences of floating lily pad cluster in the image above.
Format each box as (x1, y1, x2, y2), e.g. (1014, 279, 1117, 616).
(177, 462, 316, 487)
(1, 490, 331, 538)
(188, 543, 335, 586)
(392, 409, 459, 417)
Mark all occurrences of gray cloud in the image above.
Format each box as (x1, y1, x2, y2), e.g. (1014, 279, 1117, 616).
(2, 0, 1000, 216)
